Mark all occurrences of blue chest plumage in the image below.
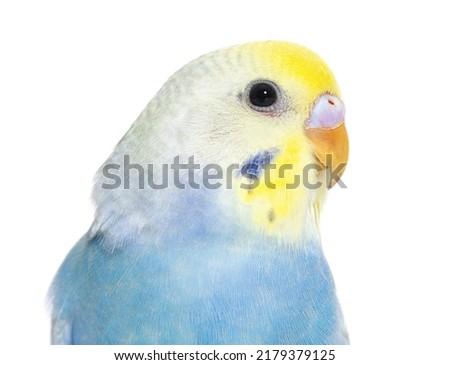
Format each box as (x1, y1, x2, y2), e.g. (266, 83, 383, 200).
(53, 234, 348, 344)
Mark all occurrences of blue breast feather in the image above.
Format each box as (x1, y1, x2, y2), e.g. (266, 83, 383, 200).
(51, 234, 348, 344)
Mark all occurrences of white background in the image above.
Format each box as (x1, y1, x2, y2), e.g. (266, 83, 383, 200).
(1, 0, 449, 362)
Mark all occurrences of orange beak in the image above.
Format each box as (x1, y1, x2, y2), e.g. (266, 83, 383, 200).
(305, 94, 349, 188)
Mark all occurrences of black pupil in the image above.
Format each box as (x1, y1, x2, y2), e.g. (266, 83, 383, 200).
(249, 83, 277, 107)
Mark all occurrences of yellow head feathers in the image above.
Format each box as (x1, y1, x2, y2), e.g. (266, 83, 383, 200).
(230, 42, 347, 239)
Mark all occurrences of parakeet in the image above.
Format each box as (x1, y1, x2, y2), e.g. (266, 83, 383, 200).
(49, 41, 350, 345)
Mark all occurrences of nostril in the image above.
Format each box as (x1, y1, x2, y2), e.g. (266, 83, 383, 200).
(307, 94, 345, 129)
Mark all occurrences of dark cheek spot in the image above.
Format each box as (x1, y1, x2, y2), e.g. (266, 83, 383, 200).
(241, 150, 275, 178)
(268, 209, 275, 223)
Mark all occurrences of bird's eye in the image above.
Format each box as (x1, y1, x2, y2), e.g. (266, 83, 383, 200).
(249, 82, 277, 107)
(245, 80, 281, 112)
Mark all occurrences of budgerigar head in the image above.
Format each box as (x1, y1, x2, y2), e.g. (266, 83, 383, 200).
(92, 41, 349, 249)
